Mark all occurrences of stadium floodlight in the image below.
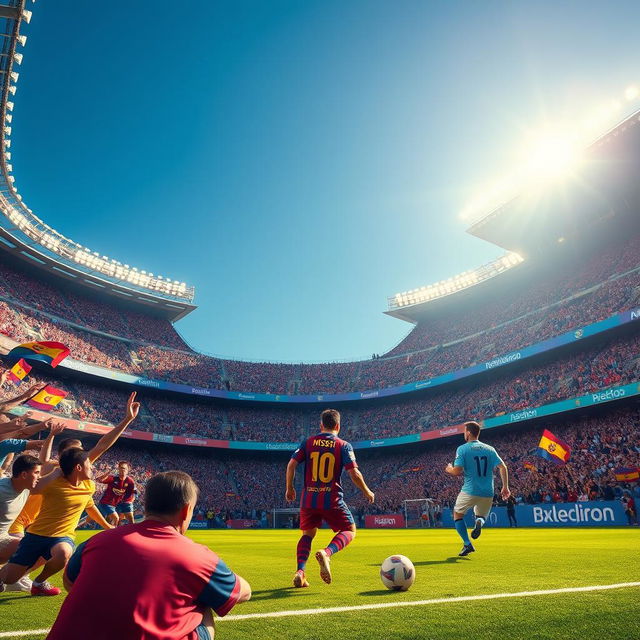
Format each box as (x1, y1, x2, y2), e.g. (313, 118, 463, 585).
(521, 130, 582, 183)
(10, 72, 19, 84)
(6, 101, 13, 112)
(8, 85, 16, 95)
(4, 127, 11, 136)
(22, 9, 32, 23)
(17, 35, 27, 47)
(5, 114, 12, 124)
(13, 52, 23, 65)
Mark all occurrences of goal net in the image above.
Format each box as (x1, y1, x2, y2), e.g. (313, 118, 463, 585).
(272, 508, 300, 529)
(403, 498, 440, 528)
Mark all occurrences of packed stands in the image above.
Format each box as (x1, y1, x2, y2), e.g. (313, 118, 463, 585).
(82, 404, 640, 522)
(0, 231, 638, 395)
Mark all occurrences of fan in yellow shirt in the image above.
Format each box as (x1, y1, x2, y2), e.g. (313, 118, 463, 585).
(8, 391, 141, 537)
(0, 448, 112, 596)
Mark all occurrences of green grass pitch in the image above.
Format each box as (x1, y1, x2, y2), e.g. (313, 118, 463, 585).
(1, 528, 639, 639)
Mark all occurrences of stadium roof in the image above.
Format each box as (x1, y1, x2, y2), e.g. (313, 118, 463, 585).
(467, 109, 640, 255)
(0, 1, 197, 321)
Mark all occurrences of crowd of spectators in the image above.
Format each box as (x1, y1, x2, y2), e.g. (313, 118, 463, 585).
(70, 405, 640, 524)
(0, 233, 638, 395)
(2, 325, 637, 444)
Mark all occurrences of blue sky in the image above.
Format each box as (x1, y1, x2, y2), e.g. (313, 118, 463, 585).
(11, 1, 640, 362)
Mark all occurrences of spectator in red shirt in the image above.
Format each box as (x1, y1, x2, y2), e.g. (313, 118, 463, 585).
(47, 471, 251, 640)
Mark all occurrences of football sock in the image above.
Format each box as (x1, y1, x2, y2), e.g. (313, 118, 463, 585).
(454, 519, 471, 545)
(296, 534, 313, 570)
(325, 530, 355, 557)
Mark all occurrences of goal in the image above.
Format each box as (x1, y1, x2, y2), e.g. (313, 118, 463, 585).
(272, 508, 300, 529)
(403, 498, 440, 528)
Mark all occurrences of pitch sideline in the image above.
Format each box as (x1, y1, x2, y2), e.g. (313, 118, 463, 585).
(1, 581, 638, 637)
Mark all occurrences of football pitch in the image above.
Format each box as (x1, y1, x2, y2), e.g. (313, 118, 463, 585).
(1, 528, 639, 639)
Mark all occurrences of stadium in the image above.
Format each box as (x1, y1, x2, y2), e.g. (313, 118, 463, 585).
(0, 1, 639, 639)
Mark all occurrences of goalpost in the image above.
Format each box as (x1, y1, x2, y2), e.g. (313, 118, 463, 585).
(403, 498, 440, 528)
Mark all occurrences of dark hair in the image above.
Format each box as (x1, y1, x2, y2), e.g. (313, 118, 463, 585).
(12, 454, 41, 478)
(59, 447, 89, 477)
(464, 421, 481, 437)
(117, 461, 129, 467)
(321, 409, 340, 430)
(57, 437, 82, 455)
(144, 471, 199, 516)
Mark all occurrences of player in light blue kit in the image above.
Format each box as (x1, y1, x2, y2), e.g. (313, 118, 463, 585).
(445, 421, 510, 556)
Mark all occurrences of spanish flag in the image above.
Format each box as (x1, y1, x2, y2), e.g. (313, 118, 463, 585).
(25, 385, 68, 410)
(614, 467, 640, 482)
(6, 358, 32, 384)
(8, 341, 70, 368)
(537, 429, 571, 464)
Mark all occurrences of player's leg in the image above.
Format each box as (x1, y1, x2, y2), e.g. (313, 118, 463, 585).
(470, 497, 493, 540)
(31, 540, 74, 596)
(452, 493, 474, 556)
(3, 533, 33, 592)
(98, 503, 118, 527)
(293, 509, 319, 587)
(315, 507, 356, 584)
(195, 607, 215, 639)
(117, 503, 135, 525)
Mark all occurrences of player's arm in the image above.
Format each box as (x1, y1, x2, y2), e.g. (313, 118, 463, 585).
(87, 392, 140, 463)
(497, 462, 510, 500)
(285, 459, 298, 502)
(0, 415, 31, 436)
(0, 452, 13, 475)
(32, 466, 63, 494)
(0, 382, 47, 412)
(85, 503, 114, 530)
(38, 420, 64, 464)
(446, 446, 464, 476)
(95, 473, 112, 484)
(347, 467, 375, 503)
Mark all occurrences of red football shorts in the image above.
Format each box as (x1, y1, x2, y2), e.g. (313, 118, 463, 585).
(300, 506, 355, 532)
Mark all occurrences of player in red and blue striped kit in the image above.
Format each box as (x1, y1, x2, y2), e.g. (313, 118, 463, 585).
(286, 409, 375, 587)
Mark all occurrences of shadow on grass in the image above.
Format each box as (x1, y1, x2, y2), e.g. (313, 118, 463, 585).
(367, 556, 468, 568)
(0, 594, 29, 603)
(249, 586, 312, 602)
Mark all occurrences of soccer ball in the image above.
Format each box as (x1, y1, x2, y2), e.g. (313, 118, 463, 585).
(380, 555, 415, 591)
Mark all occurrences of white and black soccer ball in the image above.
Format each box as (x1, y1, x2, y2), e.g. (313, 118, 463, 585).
(380, 554, 415, 591)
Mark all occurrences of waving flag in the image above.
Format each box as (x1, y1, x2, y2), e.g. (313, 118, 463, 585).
(523, 461, 537, 472)
(8, 341, 70, 368)
(6, 358, 32, 384)
(26, 385, 68, 410)
(537, 429, 571, 464)
(614, 467, 640, 482)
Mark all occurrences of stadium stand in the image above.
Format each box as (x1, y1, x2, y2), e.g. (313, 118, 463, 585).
(0, 231, 638, 395)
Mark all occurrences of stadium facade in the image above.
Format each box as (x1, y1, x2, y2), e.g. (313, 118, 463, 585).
(0, 1, 638, 524)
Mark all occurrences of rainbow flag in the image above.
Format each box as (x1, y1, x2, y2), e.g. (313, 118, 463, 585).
(536, 429, 571, 464)
(523, 461, 537, 472)
(5, 358, 32, 384)
(26, 385, 68, 410)
(8, 341, 70, 368)
(614, 467, 640, 482)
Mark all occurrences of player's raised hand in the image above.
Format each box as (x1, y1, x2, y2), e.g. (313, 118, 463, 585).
(124, 392, 140, 422)
(364, 489, 375, 504)
(49, 422, 66, 436)
(285, 487, 296, 502)
(501, 487, 511, 500)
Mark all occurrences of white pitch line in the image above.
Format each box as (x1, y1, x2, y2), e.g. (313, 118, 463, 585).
(1, 581, 638, 637)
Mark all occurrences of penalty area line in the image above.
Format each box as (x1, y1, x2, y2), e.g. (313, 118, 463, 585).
(1, 582, 639, 637)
